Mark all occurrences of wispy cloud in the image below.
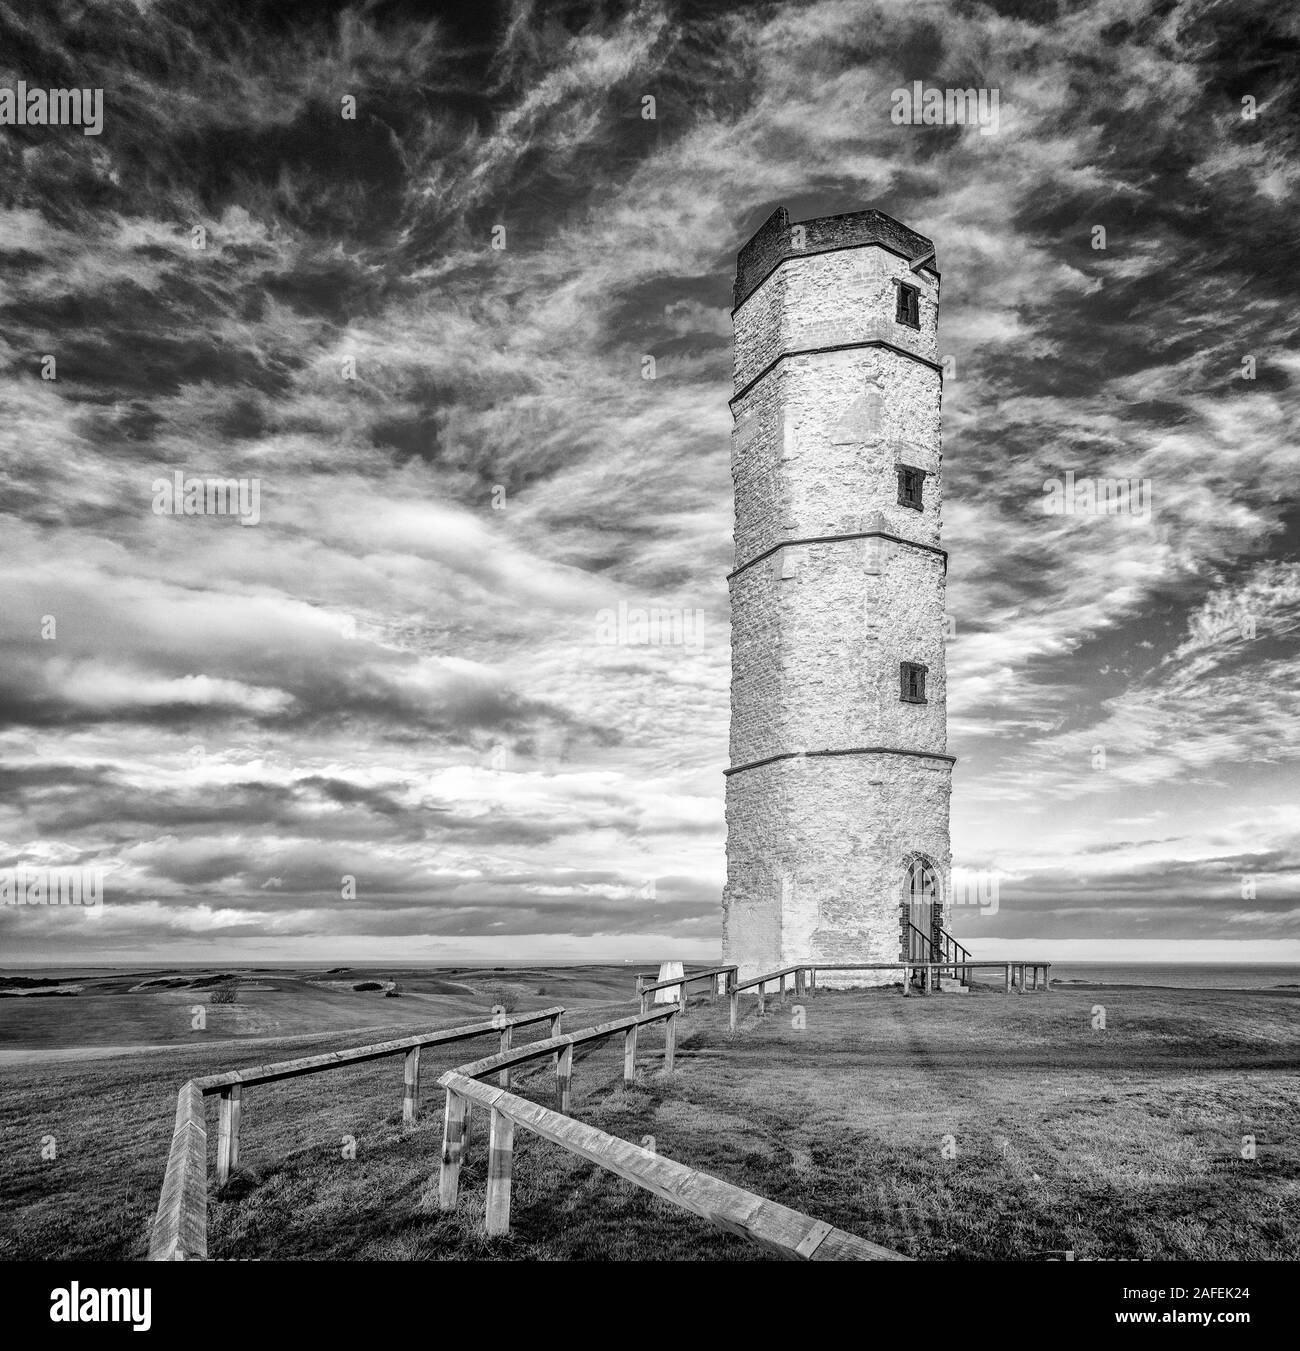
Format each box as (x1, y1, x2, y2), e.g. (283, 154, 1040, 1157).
(1, 0, 1297, 961)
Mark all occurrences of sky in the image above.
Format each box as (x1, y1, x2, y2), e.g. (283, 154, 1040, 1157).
(1, 0, 1298, 966)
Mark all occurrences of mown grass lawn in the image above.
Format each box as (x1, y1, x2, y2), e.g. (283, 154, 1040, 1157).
(2, 981, 1298, 1260)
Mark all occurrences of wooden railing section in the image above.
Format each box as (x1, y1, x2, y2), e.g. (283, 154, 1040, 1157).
(147, 1006, 564, 1260)
(150, 1081, 207, 1262)
(434, 997, 906, 1259)
(436, 1069, 908, 1261)
(432, 999, 902, 1259)
(437, 1004, 682, 1223)
(451, 1006, 683, 1097)
(636, 963, 738, 1013)
(151, 949, 1030, 1262)
(725, 961, 1052, 1029)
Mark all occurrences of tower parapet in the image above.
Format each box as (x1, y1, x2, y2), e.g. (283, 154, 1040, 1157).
(733, 206, 938, 310)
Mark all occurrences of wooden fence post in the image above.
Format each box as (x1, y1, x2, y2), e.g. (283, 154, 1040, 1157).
(679, 976, 688, 1010)
(498, 1024, 512, 1088)
(809, 967, 817, 993)
(549, 1010, 564, 1083)
(216, 1084, 241, 1183)
(640, 990, 649, 1015)
(438, 1090, 468, 1210)
(556, 1043, 573, 1112)
(1004, 963, 1011, 994)
(403, 1046, 420, 1125)
(729, 987, 738, 1032)
(901, 964, 910, 996)
(757, 981, 766, 1017)
(665, 1008, 677, 1071)
(485, 1107, 515, 1236)
(624, 1024, 638, 1085)
(1043, 965, 1051, 992)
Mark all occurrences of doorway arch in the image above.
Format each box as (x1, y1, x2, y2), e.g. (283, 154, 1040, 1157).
(899, 854, 943, 963)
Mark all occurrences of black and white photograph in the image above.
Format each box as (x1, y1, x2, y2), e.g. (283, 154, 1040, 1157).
(0, 0, 1296, 1315)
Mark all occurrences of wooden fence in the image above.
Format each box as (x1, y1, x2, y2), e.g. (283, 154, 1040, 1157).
(432, 997, 907, 1258)
(149, 953, 992, 1262)
(436, 1069, 908, 1261)
(636, 963, 738, 1014)
(149, 1081, 207, 1263)
(436, 1004, 681, 1221)
(147, 1006, 564, 1260)
(726, 962, 1052, 1029)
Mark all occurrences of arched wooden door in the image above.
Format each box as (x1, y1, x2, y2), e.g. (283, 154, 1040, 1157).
(903, 857, 939, 963)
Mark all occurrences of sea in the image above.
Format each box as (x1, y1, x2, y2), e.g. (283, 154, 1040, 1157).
(1046, 963, 1300, 990)
(3, 960, 1300, 991)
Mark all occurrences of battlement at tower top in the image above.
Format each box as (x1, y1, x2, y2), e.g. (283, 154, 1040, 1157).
(734, 206, 939, 309)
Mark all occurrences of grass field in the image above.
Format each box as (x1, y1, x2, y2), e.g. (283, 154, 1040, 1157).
(1, 970, 1298, 1261)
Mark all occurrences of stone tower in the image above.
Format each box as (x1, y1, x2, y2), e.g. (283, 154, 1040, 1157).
(722, 206, 954, 985)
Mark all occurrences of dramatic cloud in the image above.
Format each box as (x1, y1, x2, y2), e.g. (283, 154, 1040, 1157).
(1, 0, 1297, 962)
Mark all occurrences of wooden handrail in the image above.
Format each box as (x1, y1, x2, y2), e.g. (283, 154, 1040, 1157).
(725, 960, 1055, 1026)
(638, 964, 738, 996)
(436, 1070, 909, 1260)
(455, 1006, 679, 1082)
(436, 1003, 686, 1216)
(729, 964, 803, 994)
(800, 961, 1038, 971)
(148, 1081, 207, 1261)
(148, 1006, 567, 1260)
(191, 1007, 565, 1092)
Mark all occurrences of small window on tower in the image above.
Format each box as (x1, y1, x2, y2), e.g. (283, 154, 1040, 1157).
(897, 465, 926, 511)
(896, 282, 920, 329)
(900, 662, 928, 704)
